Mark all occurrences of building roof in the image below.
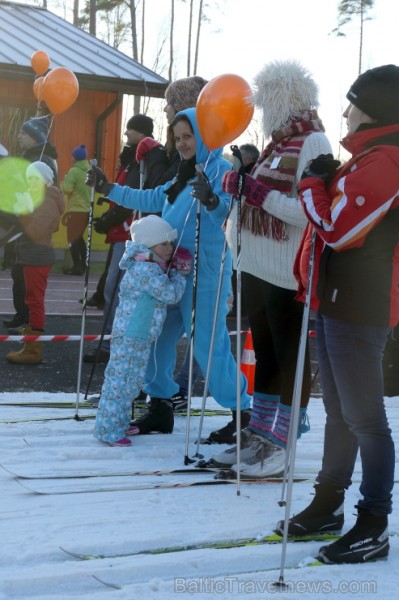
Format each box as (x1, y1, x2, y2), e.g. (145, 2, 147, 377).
(0, 1, 168, 98)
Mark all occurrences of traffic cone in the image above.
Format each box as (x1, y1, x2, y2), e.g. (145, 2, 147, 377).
(240, 329, 256, 395)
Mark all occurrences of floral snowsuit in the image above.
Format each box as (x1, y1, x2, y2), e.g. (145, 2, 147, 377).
(94, 241, 186, 444)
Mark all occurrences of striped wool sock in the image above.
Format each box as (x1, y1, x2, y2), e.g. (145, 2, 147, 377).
(247, 393, 280, 437)
(268, 404, 310, 447)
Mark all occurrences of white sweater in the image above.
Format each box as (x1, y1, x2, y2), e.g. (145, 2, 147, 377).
(225, 132, 332, 290)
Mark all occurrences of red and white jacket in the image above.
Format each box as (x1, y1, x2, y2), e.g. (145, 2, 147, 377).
(295, 124, 399, 327)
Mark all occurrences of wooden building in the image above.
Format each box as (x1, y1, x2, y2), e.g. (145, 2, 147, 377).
(0, 1, 168, 250)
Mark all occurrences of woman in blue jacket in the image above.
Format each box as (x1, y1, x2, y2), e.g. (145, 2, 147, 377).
(87, 108, 251, 441)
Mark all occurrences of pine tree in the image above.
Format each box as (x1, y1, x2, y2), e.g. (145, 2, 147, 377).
(331, 0, 375, 74)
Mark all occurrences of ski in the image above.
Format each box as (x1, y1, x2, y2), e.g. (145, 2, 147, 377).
(0, 400, 228, 416)
(61, 532, 339, 561)
(91, 557, 326, 591)
(0, 462, 311, 481)
(1, 464, 218, 480)
(0, 401, 94, 409)
(15, 475, 308, 495)
(0, 414, 95, 424)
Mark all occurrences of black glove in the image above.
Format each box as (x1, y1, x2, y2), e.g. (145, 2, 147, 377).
(190, 179, 219, 211)
(85, 165, 114, 196)
(301, 154, 341, 183)
(93, 206, 133, 234)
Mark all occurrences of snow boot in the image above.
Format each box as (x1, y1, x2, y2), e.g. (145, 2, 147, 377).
(6, 326, 43, 365)
(232, 436, 286, 478)
(275, 484, 345, 537)
(108, 437, 132, 447)
(202, 409, 252, 444)
(171, 389, 188, 412)
(131, 397, 174, 434)
(211, 428, 261, 467)
(317, 506, 389, 564)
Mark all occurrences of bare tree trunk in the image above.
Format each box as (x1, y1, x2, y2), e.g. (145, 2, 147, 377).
(73, 0, 79, 25)
(129, 0, 139, 61)
(168, 0, 175, 81)
(89, 0, 96, 35)
(128, 0, 140, 114)
(193, 0, 203, 75)
(358, 3, 364, 74)
(140, 0, 145, 64)
(187, 0, 194, 76)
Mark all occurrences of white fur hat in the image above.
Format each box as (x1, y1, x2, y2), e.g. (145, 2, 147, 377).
(130, 214, 177, 248)
(253, 60, 319, 137)
(26, 161, 54, 187)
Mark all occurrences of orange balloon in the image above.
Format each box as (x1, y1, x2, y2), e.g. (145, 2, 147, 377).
(42, 67, 79, 115)
(33, 76, 45, 101)
(197, 74, 254, 150)
(31, 51, 50, 76)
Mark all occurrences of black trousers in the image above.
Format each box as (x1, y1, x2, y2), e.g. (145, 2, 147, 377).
(11, 263, 29, 322)
(243, 272, 310, 408)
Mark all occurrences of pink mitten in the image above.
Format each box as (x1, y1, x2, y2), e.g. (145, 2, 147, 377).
(242, 175, 273, 207)
(222, 170, 240, 195)
(171, 247, 192, 275)
(136, 138, 162, 162)
(222, 171, 272, 207)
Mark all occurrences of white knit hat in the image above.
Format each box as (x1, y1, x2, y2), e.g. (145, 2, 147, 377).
(26, 161, 54, 187)
(253, 60, 319, 137)
(130, 215, 177, 248)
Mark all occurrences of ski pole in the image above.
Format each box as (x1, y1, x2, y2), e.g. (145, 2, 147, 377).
(193, 193, 234, 458)
(139, 160, 145, 218)
(230, 145, 246, 496)
(84, 267, 123, 400)
(183, 166, 203, 465)
(74, 159, 97, 420)
(273, 228, 316, 590)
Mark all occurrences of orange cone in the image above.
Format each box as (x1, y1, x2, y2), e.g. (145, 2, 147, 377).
(240, 329, 256, 395)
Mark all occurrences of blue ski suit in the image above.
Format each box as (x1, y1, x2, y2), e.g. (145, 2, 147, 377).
(107, 108, 251, 410)
(94, 241, 186, 444)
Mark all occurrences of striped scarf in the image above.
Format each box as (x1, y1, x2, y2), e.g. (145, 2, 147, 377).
(134, 251, 169, 271)
(242, 110, 325, 239)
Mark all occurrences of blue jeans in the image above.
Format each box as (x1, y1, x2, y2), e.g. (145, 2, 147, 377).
(316, 313, 394, 516)
(100, 241, 126, 353)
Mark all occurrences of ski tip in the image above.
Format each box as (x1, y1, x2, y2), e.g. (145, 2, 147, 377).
(92, 574, 122, 590)
(297, 555, 324, 568)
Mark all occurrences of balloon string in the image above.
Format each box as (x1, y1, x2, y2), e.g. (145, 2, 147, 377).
(38, 113, 54, 163)
(202, 152, 220, 185)
(167, 196, 197, 276)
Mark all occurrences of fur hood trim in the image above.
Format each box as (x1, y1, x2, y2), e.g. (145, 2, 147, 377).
(254, 60, 319, 137)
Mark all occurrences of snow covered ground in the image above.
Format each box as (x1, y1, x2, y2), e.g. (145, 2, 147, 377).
(1, 392, 398, 599)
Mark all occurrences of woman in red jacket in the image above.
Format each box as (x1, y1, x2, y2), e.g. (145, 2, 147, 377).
(278, 65, 399, 564)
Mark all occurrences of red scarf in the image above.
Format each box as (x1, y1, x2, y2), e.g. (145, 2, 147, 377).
(242, 110, 325, 239)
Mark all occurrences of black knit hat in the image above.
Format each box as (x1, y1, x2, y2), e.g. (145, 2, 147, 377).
(21, 115, 50, 144)
(126, 114, 154, 136)
(346, 64, 399, 123)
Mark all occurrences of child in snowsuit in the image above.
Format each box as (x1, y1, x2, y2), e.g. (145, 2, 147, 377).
(94, 214, 189, 446)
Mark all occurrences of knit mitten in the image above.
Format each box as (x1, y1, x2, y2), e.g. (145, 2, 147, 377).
(222, 171, 272, 207)
(247, 393, 280, 437)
